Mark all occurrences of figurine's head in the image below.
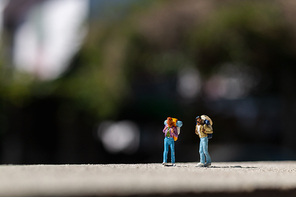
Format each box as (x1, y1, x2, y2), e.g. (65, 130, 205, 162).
(167, 117, 174, 127)
(196, 116, 203, 125)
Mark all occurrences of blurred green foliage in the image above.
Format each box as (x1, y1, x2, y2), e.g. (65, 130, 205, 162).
(1, 0, 295, 120)
(188, 1, 292, 73)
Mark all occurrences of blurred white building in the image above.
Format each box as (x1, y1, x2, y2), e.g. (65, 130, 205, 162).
(3, 0, 89, 80)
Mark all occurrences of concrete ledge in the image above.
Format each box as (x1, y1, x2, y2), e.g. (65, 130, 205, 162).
(0, 161, 296, 196)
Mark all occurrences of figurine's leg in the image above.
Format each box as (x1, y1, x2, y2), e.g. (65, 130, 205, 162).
(170, 139, 175, 164)
(163, 137, 169, 163)
(199, 138, 205, 164)
(203, 138, 211, 164)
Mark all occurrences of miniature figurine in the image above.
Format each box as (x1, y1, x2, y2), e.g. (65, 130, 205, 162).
(195, 115, 213, 167)
(162, 117, 182, 166)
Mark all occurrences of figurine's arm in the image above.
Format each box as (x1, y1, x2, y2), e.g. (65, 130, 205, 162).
(195, 125, 199, 135)
(171, 127, 178, 137)
(163, 125, 168, 133)
(203, 124, 213, 134)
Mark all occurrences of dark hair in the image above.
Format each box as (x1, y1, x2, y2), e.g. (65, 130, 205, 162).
(196, 116, 204, 124)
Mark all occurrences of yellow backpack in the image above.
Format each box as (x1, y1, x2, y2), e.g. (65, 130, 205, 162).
(171, 118, 180, 141)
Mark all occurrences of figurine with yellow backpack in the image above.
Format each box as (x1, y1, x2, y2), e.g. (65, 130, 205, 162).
(162, 117, 183, 166)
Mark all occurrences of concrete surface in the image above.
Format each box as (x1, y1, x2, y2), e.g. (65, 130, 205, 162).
(0, 161, 296, 196)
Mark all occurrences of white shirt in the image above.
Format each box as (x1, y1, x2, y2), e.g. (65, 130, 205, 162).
(197, 125, 201, 136)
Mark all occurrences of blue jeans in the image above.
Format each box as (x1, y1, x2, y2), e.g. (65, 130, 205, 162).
(199, 137, 211, 164)
(163, 137, 175, 163)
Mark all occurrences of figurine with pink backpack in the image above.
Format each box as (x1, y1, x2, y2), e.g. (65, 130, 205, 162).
(162, 117, 183, 166)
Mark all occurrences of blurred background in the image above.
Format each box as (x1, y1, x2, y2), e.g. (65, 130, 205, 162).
(0, 0, 296, 164)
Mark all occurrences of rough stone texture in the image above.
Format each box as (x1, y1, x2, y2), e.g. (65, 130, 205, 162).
(0, 161, 296, 196)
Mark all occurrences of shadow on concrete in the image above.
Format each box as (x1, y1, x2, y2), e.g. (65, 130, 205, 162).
(162, 164, 257, 169)
(209, 166, 257, 169)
